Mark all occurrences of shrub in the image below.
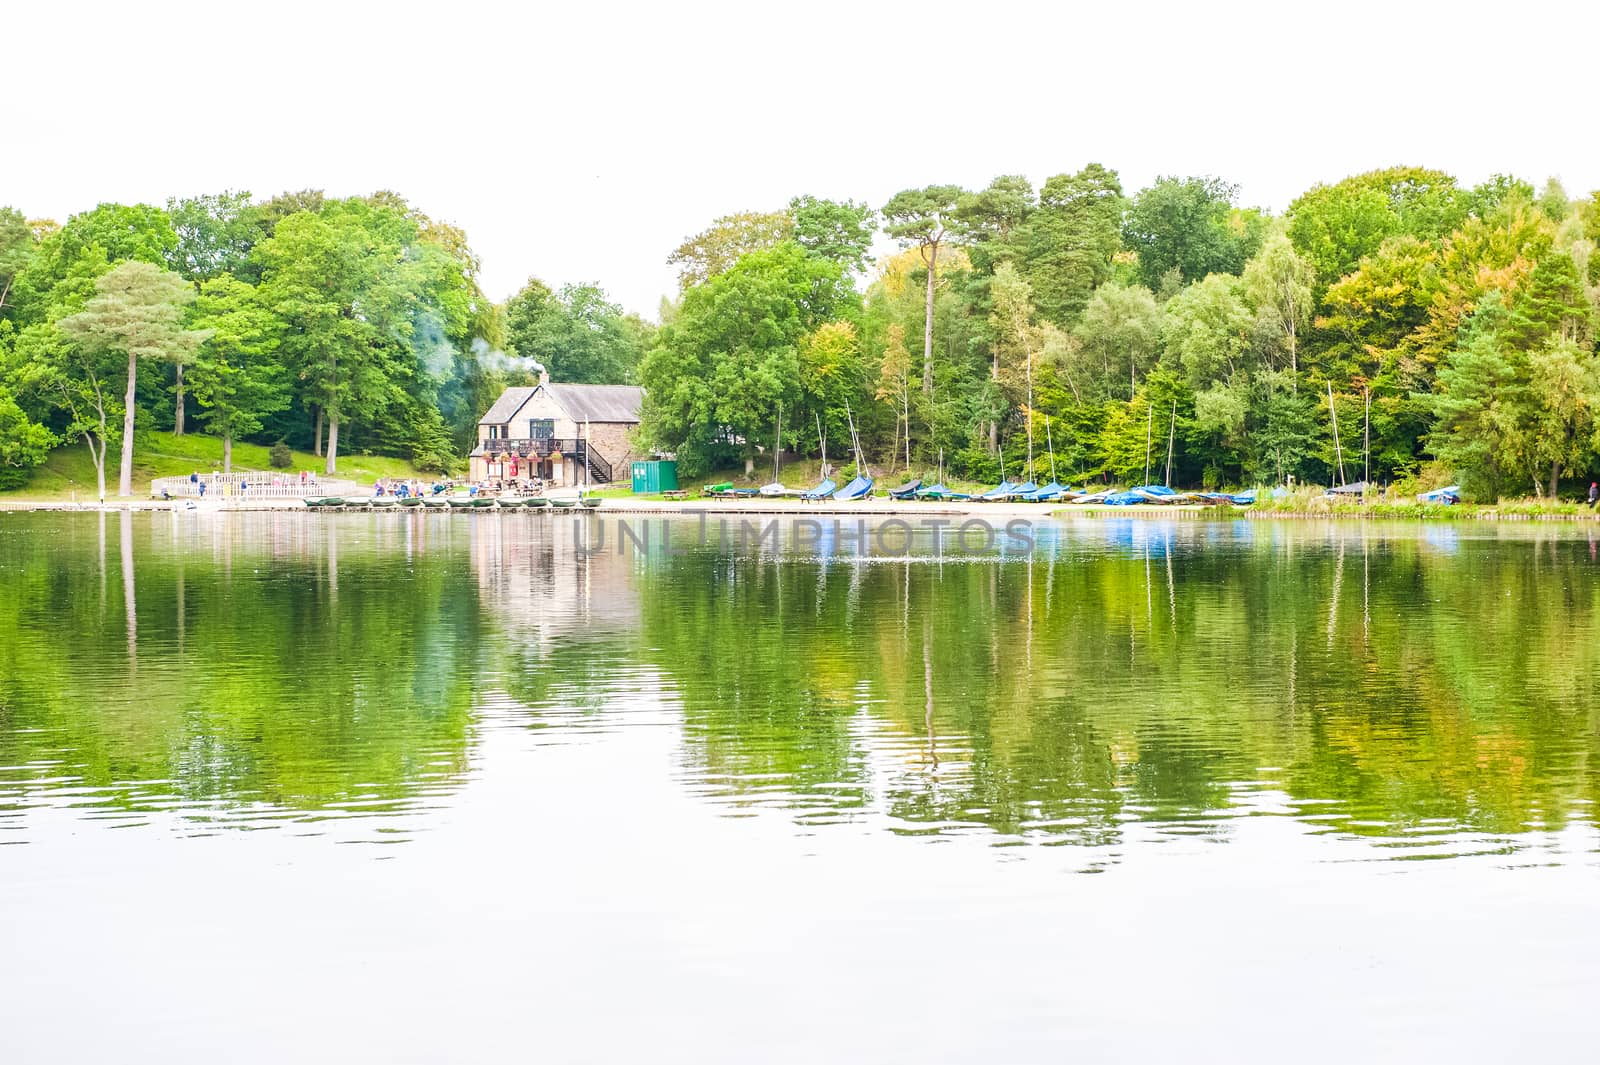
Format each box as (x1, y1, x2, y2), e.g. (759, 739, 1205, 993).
(269, 440, 293, 469)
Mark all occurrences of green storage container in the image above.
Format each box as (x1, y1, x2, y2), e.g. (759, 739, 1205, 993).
(631, 460, 679, 493)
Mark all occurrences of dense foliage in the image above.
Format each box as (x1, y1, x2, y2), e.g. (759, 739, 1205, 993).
(641, 168, 1600, 497)
(7, 167, 1598, 500)
(0, 192, 650, 493)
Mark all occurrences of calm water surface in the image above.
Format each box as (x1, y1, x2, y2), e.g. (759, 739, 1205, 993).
(2, 511, 1598, 1062)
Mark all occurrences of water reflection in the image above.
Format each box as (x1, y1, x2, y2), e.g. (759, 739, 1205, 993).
(0, 512, 1597, 861)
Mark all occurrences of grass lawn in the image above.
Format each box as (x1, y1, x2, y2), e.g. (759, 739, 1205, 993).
(1, 433, 433, 502)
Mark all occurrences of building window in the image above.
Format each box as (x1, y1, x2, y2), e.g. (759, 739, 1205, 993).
(528, 419, 554, 440)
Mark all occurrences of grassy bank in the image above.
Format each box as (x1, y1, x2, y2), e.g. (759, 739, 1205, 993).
(1, 433, 433, 502)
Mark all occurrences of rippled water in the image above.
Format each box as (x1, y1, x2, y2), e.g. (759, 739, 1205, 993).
(3, 511, 1599, 1061)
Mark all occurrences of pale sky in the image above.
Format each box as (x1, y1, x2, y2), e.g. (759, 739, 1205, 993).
(10, 0, 1597, 317)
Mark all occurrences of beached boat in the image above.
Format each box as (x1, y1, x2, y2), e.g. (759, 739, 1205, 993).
(446, 497, 476, 509)
(914, 483, 972, 501)
(550, 498, 577, 509)
(397, 496, 423, 507)
(1025, 482, 1067, 502)
(887, 479, 922, 500)
(579, 497, 601, 508)
(759, 482, 800, 497)
(1417, 485, 1460, 505)
(525, 497, 550, 508)
(799, 479, 836, 501)
(832, 476, 873, 501)
(342, 497, 372, 508)
(422, 497, 449, 508)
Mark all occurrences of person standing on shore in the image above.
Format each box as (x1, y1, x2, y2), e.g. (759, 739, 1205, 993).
(1588, 482, 1597, 507)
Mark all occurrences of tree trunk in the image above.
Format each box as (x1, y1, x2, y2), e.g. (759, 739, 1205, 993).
(119, 350, 137, 497)
(314, 406, 323, 458)
(1549, 461, 1561, 500)
(325, 416, 339, 476)
(744, 455, 754, 477)
(174, 363, 185, 436)
(89, 437, 106, 501)
(921, 242, 938, 395)
(223, 432, 233, 475)
(1288, 322, 1298, 392)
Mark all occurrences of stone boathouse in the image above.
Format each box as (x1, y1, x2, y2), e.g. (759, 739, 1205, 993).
(468, 373, 643, 486)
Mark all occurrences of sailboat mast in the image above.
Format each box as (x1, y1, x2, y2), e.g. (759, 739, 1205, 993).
(1143, 403, 1153, 485)
(1328, 380, 1346, 486)
(1045, 415, 1058, 484)
(1165, 402, 1176, 487)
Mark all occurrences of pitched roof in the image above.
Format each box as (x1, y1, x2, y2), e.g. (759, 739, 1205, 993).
(547, 383, 644, 424)
(479, 386, 537, 425)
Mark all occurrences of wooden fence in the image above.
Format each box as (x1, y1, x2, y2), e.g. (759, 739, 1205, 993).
(151, 474, 361, 499)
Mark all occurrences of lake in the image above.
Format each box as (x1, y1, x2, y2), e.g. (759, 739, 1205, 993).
(2, 510, 1598, 1062)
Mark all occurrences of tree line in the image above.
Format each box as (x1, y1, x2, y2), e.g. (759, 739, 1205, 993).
(0, 191, 653, 494)
(5, 167, 1597, 501)
(639, 168, 1600, 499)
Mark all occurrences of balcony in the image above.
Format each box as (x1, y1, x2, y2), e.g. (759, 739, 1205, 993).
(477, 438, 613, 483)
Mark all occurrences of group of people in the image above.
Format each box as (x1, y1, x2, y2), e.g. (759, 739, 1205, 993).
(372, 478, 447, 498)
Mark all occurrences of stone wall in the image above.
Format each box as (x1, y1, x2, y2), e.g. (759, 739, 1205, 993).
(582, 422, 637, 482)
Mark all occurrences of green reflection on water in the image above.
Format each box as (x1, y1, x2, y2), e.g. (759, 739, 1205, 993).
(1, 512, 1597, 855)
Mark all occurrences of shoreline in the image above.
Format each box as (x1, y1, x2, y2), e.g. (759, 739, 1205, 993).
(4, 496, 1599, 522)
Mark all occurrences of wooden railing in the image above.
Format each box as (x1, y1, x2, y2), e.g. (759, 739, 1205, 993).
(480, 438, 614, 483)
(151, 474, 358, 499)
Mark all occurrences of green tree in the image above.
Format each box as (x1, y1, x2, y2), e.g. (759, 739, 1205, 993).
(1074, 281, 1161, 400)
(882, 185, 965, 395)
(1425, 293, 1524, 499)
(639, 242, 857, 476)
(1523, 338, 1600, 496)
(1021, 163, 1125, 324)
(668, 210, 793, 289)
(165, 191, 263, 284)
(0, 207, 37, 319)
(790, 196, 876, 275)
(1287, 166, 1467, 286)
(954, 176, 1035, 275)
(1242, 231, 1315, 384)
(187, 276, 288, 472)
(58, 261, 209, 496)
(1123, 176, 1261, 289)
(504, 280, 647, 384)
(0, 383, 55, 489)
(1160, 273, 1253, 391)
(255, 209, 406, 473)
